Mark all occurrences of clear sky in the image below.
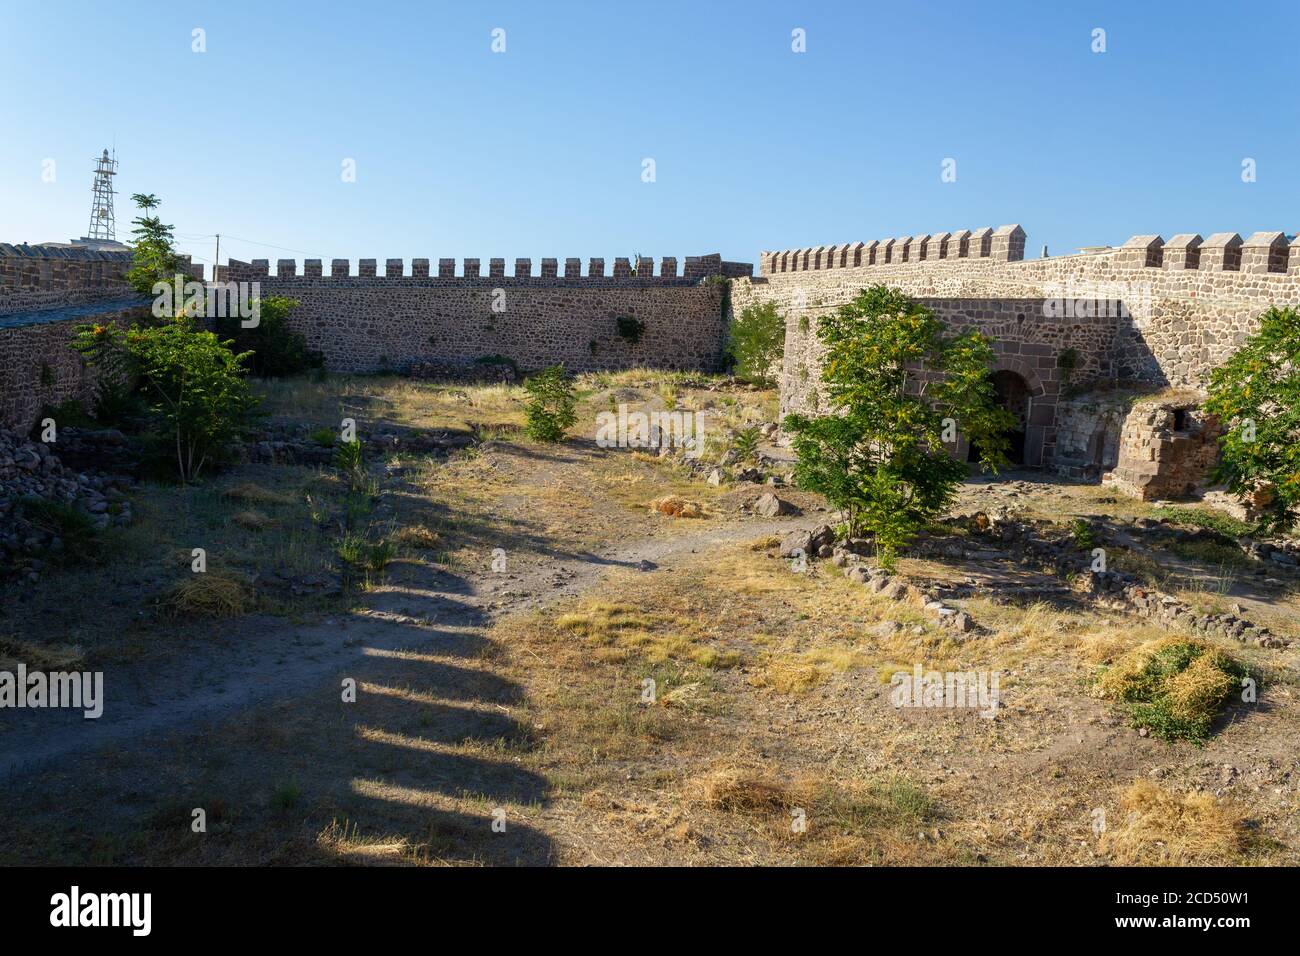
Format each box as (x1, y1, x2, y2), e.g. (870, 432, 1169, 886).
(2, 0, 1296, 273)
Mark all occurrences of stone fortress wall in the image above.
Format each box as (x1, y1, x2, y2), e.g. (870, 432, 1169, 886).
(4, 224, 1298, 501)
(218, 253, 749, 375)
(735, 225, 1299, 490)
(0, 244, 151, 430)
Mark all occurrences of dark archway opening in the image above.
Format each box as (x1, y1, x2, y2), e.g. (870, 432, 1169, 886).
(967, 369, 1030, 465)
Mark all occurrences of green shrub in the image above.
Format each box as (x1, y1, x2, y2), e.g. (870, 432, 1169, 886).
(615, 316, 646, 345)
(15, 496, 100, 561)
(71, 323, 141, 425)
(1204, 306, 1300, 530)
(335, 439, 364, 486)
(1152, 506, 1257, 540)
(726, 301, 784, 386)
(522, 365, 577, 442)
(214, 295, 323, 378)
(783, 286, 1013, 569)
(126, 320, 260, 483)
(731, 425, 761, 463)
(309, 427, 336, 448)
(1096, 638, 1246, 743)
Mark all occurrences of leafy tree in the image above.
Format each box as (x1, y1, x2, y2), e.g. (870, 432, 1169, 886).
(125, 192, 188, 296)
(783, 286, 1013, 568)
(726, 301, 784, 386)
(214, 295, 323, 377)
(1203, 306, 1300, 530)
(71, 322, 139, 424)
(522, 365, 577, 442)
(125, 319, 259, 482)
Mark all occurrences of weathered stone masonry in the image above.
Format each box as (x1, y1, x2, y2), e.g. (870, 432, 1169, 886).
(219, 253, 748, 376)
(737, 226, 1300, 482)
(0, 244, 151, 431)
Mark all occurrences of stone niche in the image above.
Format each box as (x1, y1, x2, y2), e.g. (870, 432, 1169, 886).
(1104, 397, 1221, 501)
(1051, 391, 1133, 480)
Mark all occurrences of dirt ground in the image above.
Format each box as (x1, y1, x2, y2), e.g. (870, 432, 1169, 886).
(0, 374, 1295, 866)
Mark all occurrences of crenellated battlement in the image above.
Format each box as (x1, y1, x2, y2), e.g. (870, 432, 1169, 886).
(760, 226, 1300, 277)
(761, 225, 1024, 274)
(214, 253, 753, 283)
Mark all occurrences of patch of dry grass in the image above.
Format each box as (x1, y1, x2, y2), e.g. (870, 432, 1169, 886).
(233, 509, 272, 530)
(651, 495, 705, 518)
(222, 483, 296, 507)
(0, 636, 85, 671)
(1093, 635, 1244, 742)
(160, 572, 255, 619)
(1100, 780, 1247, 865)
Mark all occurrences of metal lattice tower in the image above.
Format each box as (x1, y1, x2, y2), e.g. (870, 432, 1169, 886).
(85, 148, 118, 241)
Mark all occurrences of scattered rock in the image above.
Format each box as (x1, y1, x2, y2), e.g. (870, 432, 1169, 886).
(752, 492, 799, 518)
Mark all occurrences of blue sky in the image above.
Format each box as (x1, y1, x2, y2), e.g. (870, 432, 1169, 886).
(2, 0, 1296, 272)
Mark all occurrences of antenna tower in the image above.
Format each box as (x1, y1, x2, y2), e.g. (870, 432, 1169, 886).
(85, 148, 118, 241)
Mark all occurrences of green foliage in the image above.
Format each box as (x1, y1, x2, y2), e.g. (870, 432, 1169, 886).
(1102, 641, 1246, 743)
(39, 398, 96, 430)
(731, 425, 761, 463)
(214, 295, 322, 378)
(126, 320, 259, 483)
(1069, 518, 1095, 550)
(334, 439, 365, 486)
(726, 301, 785, 386)
(309, 427, 337, 448)
(615, 315, 646, 345)
(1151, 506, 1257, 540)
(1204, 307, 1300, 530)
(15, 495, 100, 561)
(124, 193, 188, 297)
(522, 365, 577, 442)
(71, 322, 141, 424)
(782, 286, 1014, 568)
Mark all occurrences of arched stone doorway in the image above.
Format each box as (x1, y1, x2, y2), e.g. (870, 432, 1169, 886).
(967, 368, 1035, 466)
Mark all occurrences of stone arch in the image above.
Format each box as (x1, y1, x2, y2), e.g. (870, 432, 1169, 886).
(988, 356, 1054, 466)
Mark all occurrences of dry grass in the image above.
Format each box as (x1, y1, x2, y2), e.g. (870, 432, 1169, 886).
(1100, 780, 1247, 865)
(222, 483, 296, 507)
(233, 509, 271, 530)
(651, 495, 705, 518)
(1093, 635, 1243, 742)
(393, 524, 441, 550)
(0, 636, 85, 671)
(160, 572, 255, 619)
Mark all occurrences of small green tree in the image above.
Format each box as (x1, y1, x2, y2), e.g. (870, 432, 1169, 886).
(1204, 306, 1300, 530)
(783, 286, 1013, 568)
(125, 193, 188, 296)
(214, 295, 323, 377)
(71, 322, 138, 424)
(726, 301, 784, 386)
(126, 319, 259, 482)
(522, 365, 577, 442)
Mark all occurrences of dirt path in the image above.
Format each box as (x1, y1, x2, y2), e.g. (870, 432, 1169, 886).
(0, 473, 800, 781)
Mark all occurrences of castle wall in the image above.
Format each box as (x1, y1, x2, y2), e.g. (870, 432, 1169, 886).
(219, 254, 739, 375)
(745, 226, 1299, 469)
(0, 245, 151, 431)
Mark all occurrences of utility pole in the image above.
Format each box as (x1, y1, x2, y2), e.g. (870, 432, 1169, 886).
(213, 233, 220, 282)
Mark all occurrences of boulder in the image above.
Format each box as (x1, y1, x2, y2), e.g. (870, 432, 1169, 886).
(753, 492, 799, 518)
